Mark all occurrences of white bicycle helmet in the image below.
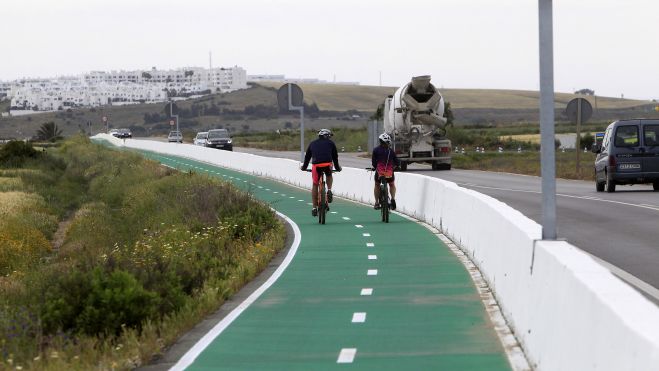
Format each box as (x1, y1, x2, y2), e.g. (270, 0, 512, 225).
(378, 133, 392, 144)
(318, 128, 332, 138)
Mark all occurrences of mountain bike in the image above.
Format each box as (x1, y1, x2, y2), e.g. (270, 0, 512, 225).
(305, 168, 334, 224)
(366, 168, 390, 223)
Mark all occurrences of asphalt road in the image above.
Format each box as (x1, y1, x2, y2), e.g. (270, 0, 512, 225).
(236, 147, 659, 299)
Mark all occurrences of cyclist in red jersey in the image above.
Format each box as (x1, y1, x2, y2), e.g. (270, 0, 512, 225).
(300, 129, 342, 216)
(372, 133, 400, 210)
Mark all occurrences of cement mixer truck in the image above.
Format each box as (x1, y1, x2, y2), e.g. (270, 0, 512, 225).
(383, 76, 452, 170)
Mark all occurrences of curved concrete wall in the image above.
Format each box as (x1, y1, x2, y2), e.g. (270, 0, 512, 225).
(97, 135, 659, 370)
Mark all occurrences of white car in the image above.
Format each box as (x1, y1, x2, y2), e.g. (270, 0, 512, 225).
(193, 132, 208, 146)
(168, 131, 183, 143)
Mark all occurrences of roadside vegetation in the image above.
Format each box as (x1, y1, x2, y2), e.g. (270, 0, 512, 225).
(233, 127, 368, 152)
(0, 137, 285, 370)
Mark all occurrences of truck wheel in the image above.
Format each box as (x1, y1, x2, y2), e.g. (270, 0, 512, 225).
(596, 181, 605, 192)
(653, 181, 659, 191)
(399, 162, 408, 171)
(431, 162, 439, 170)
(442, 164, 452, 171)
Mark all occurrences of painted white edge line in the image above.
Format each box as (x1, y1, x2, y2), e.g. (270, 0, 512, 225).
(169, 211, 301, 371)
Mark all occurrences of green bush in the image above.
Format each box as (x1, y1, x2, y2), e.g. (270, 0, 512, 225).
(0, 141, 40, 167)
(42, 268, 158, 336)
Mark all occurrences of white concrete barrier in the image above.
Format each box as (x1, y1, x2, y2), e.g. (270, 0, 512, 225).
(96, 135, 659, 370)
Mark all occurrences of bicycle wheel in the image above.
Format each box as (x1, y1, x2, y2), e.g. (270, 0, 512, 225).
(319, 182, 326, 224)
(381, 182, 389, 223)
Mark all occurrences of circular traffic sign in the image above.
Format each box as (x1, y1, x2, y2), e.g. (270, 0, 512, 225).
(102, 116, 108, 122)
(169, 119, 175, 126)
(277, 83, 304, 111)
(566, 98, 593, 124)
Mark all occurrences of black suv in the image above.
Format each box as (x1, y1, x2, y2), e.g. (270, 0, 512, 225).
(206, 129, 233, 151)
(593, 119, 659, 192)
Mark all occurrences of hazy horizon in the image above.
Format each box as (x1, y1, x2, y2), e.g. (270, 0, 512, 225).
(4, 0, 658, 100)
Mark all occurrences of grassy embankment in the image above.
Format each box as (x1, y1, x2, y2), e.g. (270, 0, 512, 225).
(452, 151, 597, 181)
(0, 137, 285, 370)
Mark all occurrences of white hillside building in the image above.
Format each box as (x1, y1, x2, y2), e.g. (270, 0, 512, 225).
(5, 65, 248, 113)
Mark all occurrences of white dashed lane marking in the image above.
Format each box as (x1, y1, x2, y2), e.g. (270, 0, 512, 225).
(355, 225, 364, 228)
(366, 243, 375, 247)
(351, 312, 367, 323)
(342, 217, 351, 220)
(368, 255, 377, 260)
(362, 233, 371, 237)
(360, 288, 373, 296)
(367, 269, 378, 276)
(337, 348, 357, 364)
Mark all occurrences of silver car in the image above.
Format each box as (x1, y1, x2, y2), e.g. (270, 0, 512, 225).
(193, 132, 208, 146)
(168, 130, 183, 143)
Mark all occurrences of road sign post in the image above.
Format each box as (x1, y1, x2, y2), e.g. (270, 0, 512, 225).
(102, 116, 108, 133)
(539, 0, 557, 240)
(168, 101, 179, 143)
(277, 84, 305, 162)
(566, 97, 593, 178)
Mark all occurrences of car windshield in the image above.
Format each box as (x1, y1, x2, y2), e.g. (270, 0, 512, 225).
(119, 129, 130, 133)
(169, 131, 181, 136)
(208, 131, 228, 139)
(196, 133, 207, 139)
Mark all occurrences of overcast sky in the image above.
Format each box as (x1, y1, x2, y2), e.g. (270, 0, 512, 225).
(3, 0, 658, 100)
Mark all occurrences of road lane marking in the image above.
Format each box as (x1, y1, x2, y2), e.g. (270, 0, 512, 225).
(368, 255, 377, 260)
(360, 288, 373, 296)
(366, 243, 374, 247)
(355, 225, 363, 228)
(342, 217, 351, 220)
(362, 233, 371, 237)
(337, 348, 356, 364)
(459, 183, 659, 212)
(367, 269, 378, 276)
(351, 312, 366, 323)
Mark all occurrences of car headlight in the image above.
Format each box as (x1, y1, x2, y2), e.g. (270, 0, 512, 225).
(227, 139, 232, 144)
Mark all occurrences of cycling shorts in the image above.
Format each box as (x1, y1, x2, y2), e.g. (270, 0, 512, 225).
(374, 171, 395, 184)
(312, 163, 332, 185)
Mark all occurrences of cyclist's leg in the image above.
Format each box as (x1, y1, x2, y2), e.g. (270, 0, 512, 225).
(389, 180, 397, 210)
(325, 167, 333, 203)
(373, 173, 381, 208)
(311, 165, 320, 211)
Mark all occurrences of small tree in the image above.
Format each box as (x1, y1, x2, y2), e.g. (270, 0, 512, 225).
(36, 122, 63, 142)
(370, 104, 384, 121)
(581, 133, 594, 150)
(443, 101, 455, 127)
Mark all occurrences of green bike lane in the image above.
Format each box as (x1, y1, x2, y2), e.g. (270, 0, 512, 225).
(140, 150, 512, 371)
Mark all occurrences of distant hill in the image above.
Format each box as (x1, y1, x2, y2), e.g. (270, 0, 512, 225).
(257, 81, 651, 110)
(0, 83, 656, 139)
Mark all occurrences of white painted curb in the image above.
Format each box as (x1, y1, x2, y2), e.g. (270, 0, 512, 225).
(96, 135, 659, 370)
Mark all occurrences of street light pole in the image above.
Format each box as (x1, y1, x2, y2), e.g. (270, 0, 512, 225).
(539, 0, 557, 240)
